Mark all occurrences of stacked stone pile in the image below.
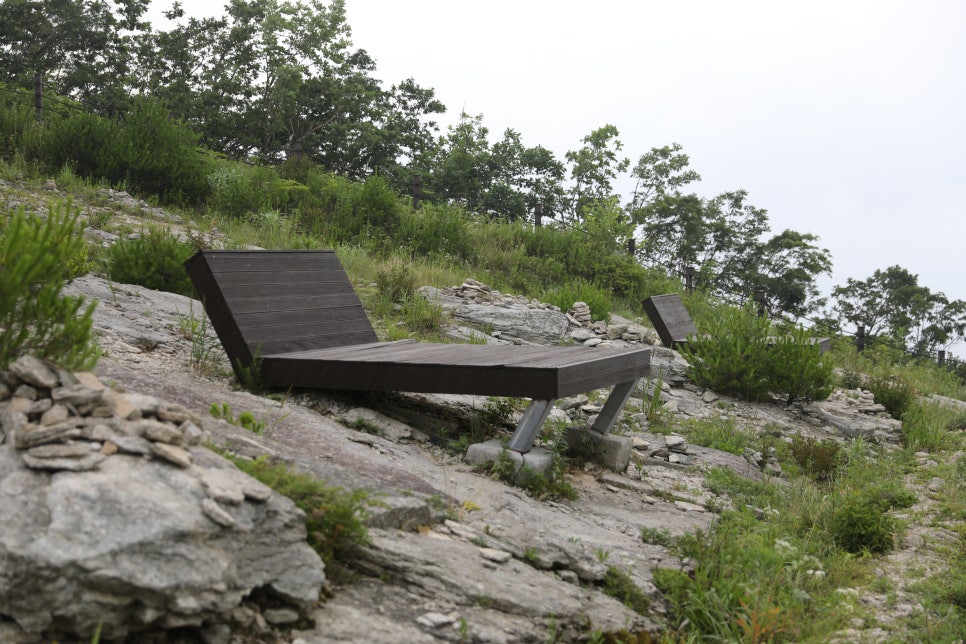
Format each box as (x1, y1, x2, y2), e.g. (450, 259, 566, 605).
(2, 354, 205, 471)
(0, 355, 324, 642)
(568, 301, 594, 325)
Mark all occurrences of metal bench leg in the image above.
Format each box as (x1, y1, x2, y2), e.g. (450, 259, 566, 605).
(507, 399, 555, 453)
(591, 380, 637, 435)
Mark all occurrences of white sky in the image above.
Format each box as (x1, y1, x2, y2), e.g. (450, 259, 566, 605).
(151, 0, 966, 310)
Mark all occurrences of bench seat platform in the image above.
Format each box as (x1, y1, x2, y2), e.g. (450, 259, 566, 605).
(185, 250, 649, 453)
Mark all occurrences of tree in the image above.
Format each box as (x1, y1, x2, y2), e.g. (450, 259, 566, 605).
(634, 189, 769, 293)
(426, 111, 492, 209)
(627, 142, 701, 213)
(485, 129, 565, 221)
(735, 229, 832, 319)
(564, 125, 629, 224)
(830, 265, 935, 349)
(0, 0, 151, 110)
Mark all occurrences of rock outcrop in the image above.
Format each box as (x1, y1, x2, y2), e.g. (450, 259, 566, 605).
(0, 355, 324, 642)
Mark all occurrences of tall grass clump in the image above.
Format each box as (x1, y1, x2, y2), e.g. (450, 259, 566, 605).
(104, 227, 197, 297)
(901, 399, 966, 452)
(0, 88, 47, 162)
(0, 202, 99, 370)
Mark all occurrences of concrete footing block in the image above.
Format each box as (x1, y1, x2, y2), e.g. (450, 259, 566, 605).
(464, 439, 553, 482)
(565, 426, 632, 472)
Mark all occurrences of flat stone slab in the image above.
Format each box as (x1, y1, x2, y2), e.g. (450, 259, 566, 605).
(464, 439, 553, 481)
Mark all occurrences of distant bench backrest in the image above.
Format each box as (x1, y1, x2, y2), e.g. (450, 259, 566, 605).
(642, 294, 698, 349)
(184, 250, 379, 372)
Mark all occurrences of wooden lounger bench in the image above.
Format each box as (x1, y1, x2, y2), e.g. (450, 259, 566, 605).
(642, 293, 831, 353)
(185, 250, 650, 453)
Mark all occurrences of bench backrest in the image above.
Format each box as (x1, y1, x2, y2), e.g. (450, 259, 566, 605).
(184, 250, 378, 371)
(642, 293, 698, 348)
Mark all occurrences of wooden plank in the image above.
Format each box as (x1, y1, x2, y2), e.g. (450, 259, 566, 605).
(642, 294, 698, 348)
(228, 293, 365, 314)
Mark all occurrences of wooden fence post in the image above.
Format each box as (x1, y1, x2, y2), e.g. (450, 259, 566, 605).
(534, 202, 542, 228)
(856, 325, 865, 353)
(627, 237, 635, 256)
(685, 266, 694, 295)
(411, 174, 421, 210)
(34, 73, 42, 120)
(938, 350, 946, 366)
(754, 289, 767, 318)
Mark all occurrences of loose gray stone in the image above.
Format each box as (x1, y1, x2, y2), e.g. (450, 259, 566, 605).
(26, 442, 94, 459)
(9, 355, 59, 389)
(150, 442, 193, 468)
(263, 608, 301, 625)
(479, 547, 512, 563)
(22, 451, 106, 471)
(136, 419, 184, 445)
(40, 404, 70, 426)
(199, 467, 247, 505)
(13, 385, 38, 401)
(16, 422, 83, 449)
(51, 384, 103, 407)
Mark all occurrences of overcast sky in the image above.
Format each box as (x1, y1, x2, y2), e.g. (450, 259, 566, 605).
(152, 0, 966, 309)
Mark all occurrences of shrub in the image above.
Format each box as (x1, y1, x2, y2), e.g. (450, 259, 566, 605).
(681, 305, 772, 402)
(766, 326, 835, 404)
(0, 202, 99, 370)
(105, 227, 196, 297)
(0, 89, 47, 161)
(827, 489, 897, 554)
(207, 164, 278, 217)
(683, 305, 834, 404)
(867, 374, 915, 420)
(399, 202, 473, 261)
(375, 262, 417, 304)
(788, 435, 842, 482)
(46, 98, 209, 203)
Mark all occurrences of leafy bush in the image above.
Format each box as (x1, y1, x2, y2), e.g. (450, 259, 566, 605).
(543, 279, 611, 322)
(788, 435, 842, 482)
(46, 98, 209, 202)
(828, 489, 897, 554)
(207, 164, 279, 217)
(0, 89, 47, 161)
(766, 326, 835, 404)
(867, 374, 915, 420)
(375, 262, 417, 304)
(683, 305, 834, 404)
(105, 227, 196, 297)
(399, 202, 473, 261)
(682, 305, 772, 402)
(0, 203, 99, 370)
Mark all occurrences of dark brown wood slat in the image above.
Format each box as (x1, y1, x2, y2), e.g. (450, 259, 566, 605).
(228, 293, 365, 315)
(204, 252, 344, 272)
(243, 323, 378, 348)
(218, 281, 360, 300)
(210, 269, 355, 287)
(261, 355, 562, 398)
(246, 330, 380, 356)
(236, 306, 374, 329)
